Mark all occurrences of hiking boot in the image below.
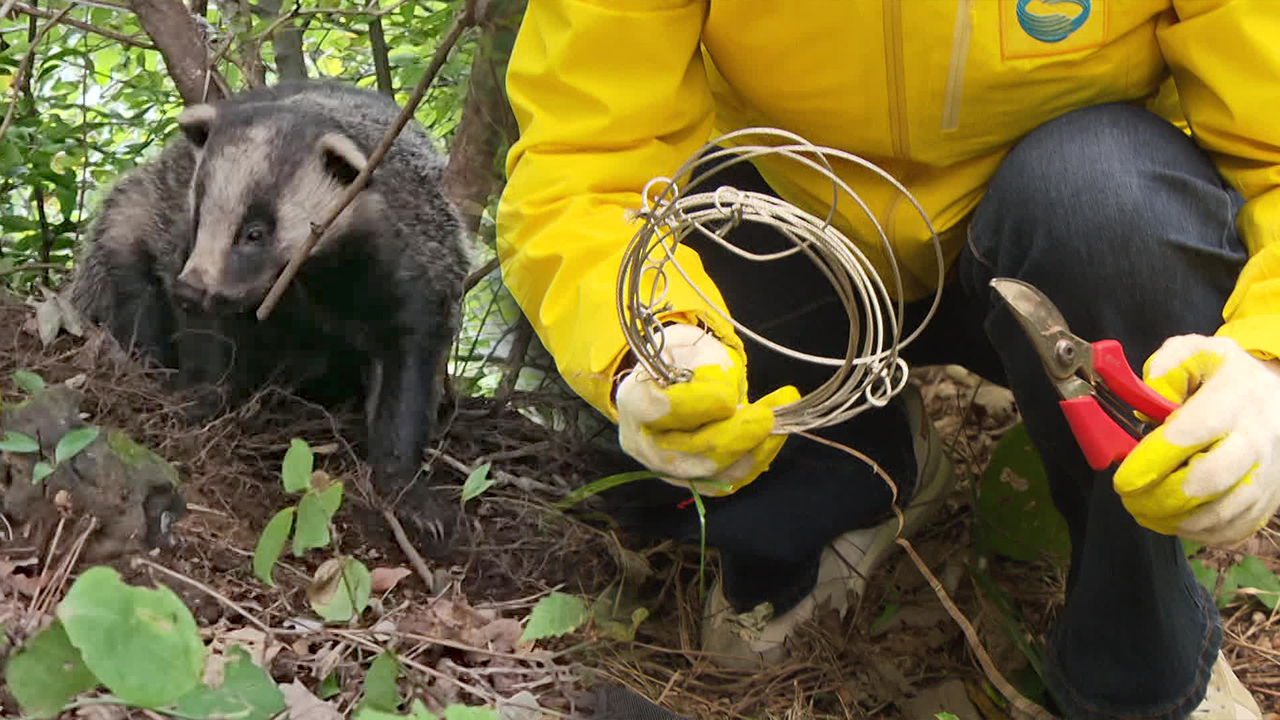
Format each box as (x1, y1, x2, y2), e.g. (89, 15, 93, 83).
(701, 382, 955, 668)
(1190, 652, 1261, 719)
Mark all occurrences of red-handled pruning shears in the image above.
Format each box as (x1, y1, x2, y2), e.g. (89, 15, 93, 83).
(990, 278, 1180, 471)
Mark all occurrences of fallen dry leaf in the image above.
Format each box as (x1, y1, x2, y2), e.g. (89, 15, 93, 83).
(370, 566, 413, 593)
(201, 626, 283, 687)
(281, 680, 343, 720)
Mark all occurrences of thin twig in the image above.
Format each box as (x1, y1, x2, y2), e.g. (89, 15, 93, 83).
(798, 429, 1059, 720)
(131, 556, 275, 637)
(256, 0, 481, 321)
(380, 508, 436, 593)
(245, 0, 413, 48)
(464, 255, 501, 293)
(0, 3, 73, 145)
(7, 2, 155, 48)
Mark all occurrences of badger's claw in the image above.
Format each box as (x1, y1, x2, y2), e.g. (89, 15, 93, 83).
(388, 482, 457, 553)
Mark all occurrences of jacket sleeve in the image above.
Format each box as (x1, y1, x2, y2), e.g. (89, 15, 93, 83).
(1158, 1, 1280, 358)
(497, 0, 743, 421)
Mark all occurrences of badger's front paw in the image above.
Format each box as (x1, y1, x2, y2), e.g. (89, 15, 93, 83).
(396, 486, 458, 550)
(373, 463, 458, 552)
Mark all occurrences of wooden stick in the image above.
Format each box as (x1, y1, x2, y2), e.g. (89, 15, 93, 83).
(255, 0, 481, 321)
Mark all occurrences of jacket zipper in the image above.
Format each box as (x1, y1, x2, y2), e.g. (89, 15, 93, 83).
(883, 0, 909, 158)
(941, 0, 974, 132)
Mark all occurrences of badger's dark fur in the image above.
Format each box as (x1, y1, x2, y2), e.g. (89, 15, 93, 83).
(69, 79, 468, 543)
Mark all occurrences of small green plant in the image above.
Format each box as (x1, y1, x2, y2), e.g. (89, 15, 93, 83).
(459, 461, 494, 505)
(1184, 540, 1280, 610)
(520, 592, 590, 644)
(352, 651, 500, 720)
(556, 469, 730, 601)
(5, 566, 287, 719)
(0, 369, 99, 484)
(252, 438, 371, 622)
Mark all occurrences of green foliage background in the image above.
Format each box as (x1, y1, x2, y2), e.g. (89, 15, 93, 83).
(0, 0, 560, 403)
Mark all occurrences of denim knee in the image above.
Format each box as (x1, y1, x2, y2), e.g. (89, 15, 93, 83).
(962, 102, 1247, 338)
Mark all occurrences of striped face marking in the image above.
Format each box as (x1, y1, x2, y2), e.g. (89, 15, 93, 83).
(173, 103, 373, 305)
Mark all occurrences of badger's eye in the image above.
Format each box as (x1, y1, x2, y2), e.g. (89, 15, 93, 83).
(239, 223, 268, 245)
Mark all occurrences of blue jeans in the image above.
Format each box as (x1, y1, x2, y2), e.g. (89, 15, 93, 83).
(602, 102, 1248, 718)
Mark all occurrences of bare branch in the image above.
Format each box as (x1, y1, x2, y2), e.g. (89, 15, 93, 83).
(0, 3, 73, 145)
(7, 2, 154, 48)
(464, 256, 500, 294)
(129, 0, 226, 104)
(256, 0, 483, 321)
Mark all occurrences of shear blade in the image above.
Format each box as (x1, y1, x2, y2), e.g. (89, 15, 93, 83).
(989, 277, 1091, 386)
(989, 278, 1070, 338)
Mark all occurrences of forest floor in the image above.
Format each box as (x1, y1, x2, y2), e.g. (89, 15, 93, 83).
(2, 292, 1280, 720)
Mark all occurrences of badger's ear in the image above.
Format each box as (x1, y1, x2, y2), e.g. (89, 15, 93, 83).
(177, 104, 218, 149)
(317, 133, 368, 186)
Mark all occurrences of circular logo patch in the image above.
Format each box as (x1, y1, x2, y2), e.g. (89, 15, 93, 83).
(1016, 0, 1091, 43)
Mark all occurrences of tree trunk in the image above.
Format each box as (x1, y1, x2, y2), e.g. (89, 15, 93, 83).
(441, 0, 524, 235)
(255, 0, 307, 81)
(130, 0, 226, 104)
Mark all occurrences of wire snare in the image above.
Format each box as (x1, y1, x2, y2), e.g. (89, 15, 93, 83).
(615, 128, 946, 433)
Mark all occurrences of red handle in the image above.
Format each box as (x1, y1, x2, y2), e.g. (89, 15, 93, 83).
(1060, 396, 1138, 470)
(1090, 340, 1179, 422)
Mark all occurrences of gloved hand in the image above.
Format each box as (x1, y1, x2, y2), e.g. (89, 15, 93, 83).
(1113, 334, 1280, 545)
(614, 323, 800, 496)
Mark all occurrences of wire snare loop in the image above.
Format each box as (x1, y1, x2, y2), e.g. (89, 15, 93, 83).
(615, 128, 946, 433)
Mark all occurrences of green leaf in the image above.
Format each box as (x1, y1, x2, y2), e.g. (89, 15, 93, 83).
(55, 426, 100, 465)
(362, 651, 402, 712)
(936, 714, 961, 720)
(282, 438, 313, 493)
(293, 491, 333, 557)
(0, 430, 39, 453)
(253, 507, 295, 587)
(13, 369, 46, 394)
(460, 461, 494, 504)
(5, 620, 98, 718)
(1224, 555, 1280, 610)
(1189, 558, 1219, 600)
(317, 481, 344, 519)
(0, 138, 22, 167)
(554, 470, 661, 511)
(975, 422, 1071, 566)
(319, 671, 342, 699)
(519, 592, 588, 643)
(309, 556, 372, 623)
(589, 584, 649, 642)
(171, 645, 286, 720)
(32, 461, 54, 484)
(869, 601, 902, 633)
(57, 566, 205, 708)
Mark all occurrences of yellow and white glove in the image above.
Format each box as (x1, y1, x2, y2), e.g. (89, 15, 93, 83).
(1114, 334, 1280, 546)
(614, 323, 800, 496)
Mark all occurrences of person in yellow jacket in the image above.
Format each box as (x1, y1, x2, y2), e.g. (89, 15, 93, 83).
(496, 1, 1280, 717)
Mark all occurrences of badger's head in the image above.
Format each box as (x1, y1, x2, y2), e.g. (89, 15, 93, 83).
(171, 101, 383, 313)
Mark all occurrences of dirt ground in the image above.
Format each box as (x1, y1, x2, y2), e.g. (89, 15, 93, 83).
(2, 290, 1280, 720)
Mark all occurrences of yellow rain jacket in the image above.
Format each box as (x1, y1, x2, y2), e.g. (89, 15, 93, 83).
(497, 0, 1280, 422)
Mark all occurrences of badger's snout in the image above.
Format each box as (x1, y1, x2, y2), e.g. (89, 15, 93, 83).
(173, 270, 211, 312)
(174, 269, 246, 314)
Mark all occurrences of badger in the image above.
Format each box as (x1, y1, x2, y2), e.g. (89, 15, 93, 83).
(68, 79, 469, 545)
